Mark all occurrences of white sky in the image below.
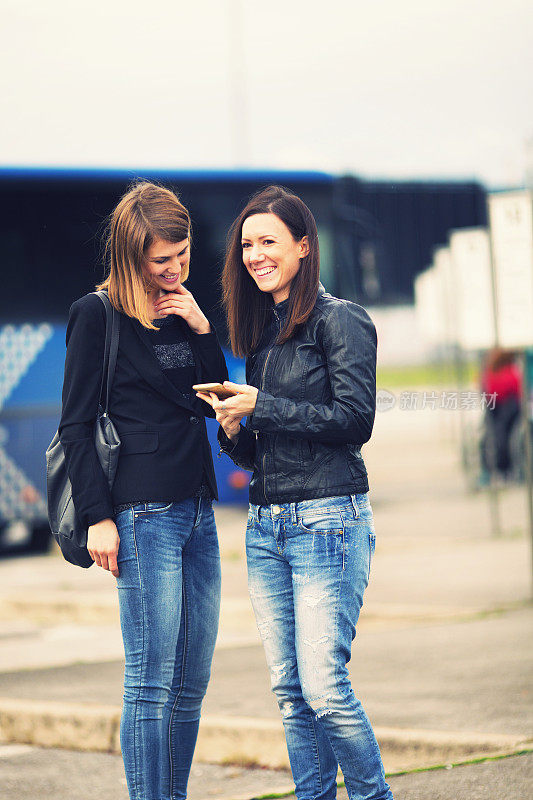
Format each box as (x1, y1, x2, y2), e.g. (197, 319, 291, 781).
(1, 0, 532, 186)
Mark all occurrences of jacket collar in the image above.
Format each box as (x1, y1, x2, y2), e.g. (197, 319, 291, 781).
(272, 297, 289, 318)
(271, 282, 326, 317)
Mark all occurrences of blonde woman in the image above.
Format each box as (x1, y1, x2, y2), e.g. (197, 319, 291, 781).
(58, 182, 227, 800)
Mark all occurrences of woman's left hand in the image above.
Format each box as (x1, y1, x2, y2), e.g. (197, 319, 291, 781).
(196, 381, 259, 418)
(153, 284, 211, 334)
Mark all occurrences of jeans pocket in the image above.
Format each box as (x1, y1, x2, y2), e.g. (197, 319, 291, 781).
(298, 512, 344, 535)
(135, 502, 173, 514)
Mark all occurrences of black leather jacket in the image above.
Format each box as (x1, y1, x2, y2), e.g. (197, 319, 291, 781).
(218, 285, 377, 506)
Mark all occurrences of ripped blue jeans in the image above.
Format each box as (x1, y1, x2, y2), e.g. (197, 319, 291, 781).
(246, 494, 393, 800)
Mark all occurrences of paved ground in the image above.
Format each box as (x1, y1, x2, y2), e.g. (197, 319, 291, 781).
(0, 400, 531, 798)
(1, 607, 531, 737)
(0, 745, 531, 800)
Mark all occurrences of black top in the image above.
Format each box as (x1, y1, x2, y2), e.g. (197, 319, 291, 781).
(144, 314, 213, 501)
(147, 315, 197, 402)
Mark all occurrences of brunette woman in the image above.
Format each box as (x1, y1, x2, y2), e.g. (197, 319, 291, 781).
(197, 186, 393, 800)
(59, 182, 227, 800)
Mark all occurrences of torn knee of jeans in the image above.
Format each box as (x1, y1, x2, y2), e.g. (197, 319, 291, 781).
(279, 699, 294, 718)
(307, 695, 333, 718)
(270, 662, 288, 682)
(302, 634, 329, 651)
(257, 620, 270, 639)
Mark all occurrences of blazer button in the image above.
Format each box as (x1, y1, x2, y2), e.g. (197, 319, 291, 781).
(189, 416, 199, 424)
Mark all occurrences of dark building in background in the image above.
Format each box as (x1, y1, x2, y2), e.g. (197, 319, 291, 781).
(0, 168, 487, 335)
(333, 175, 487, 305)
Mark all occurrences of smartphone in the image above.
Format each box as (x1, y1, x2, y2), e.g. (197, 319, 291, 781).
(192, 382, 238, 400)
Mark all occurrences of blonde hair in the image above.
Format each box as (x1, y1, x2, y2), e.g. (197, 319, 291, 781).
(97, 181, 191, 329)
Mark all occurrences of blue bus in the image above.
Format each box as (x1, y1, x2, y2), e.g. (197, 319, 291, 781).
(0, 167, 486, 551)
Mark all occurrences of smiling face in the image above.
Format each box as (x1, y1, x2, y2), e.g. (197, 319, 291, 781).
(143, 237, 190, 295)
(241, 213, 309, 304)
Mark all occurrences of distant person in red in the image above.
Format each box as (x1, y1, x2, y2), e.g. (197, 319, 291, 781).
(481, 348, 522, 478)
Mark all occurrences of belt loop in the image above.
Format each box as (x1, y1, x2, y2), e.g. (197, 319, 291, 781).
(290, 502, 297, 525)
(250, 504, 259, 522)
(350, 494, 359, 519)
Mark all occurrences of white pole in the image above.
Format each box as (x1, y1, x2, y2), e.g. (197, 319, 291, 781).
(227, 0, 250, 167)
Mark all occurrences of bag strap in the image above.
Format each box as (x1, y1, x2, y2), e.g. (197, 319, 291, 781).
(94, 291, 119, 414)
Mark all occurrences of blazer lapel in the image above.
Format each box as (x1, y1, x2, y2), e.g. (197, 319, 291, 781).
(120, 315, 197, 413)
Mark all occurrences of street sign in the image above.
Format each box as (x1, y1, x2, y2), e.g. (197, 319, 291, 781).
(449, 228, 496, 350)
(488, 190, 533, 348)
(433, 246, 456, 347)
(415, 266, 446, 347)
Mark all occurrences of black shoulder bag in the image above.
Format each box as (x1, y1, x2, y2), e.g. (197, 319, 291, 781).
(45, 291, 121, 568)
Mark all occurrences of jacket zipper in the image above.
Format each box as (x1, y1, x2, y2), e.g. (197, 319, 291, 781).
(256, 308, 281, 504)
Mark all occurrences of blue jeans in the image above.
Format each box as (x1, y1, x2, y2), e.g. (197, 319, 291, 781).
(115, 497, 221, 800)
(246, 494, 393, 800)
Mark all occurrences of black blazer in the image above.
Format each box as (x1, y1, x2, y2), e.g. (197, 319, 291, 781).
(58, 293, 228, 528)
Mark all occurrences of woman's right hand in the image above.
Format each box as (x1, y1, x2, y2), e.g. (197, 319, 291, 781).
(87, 518, 120, 577)
(196, 391, 242, 442)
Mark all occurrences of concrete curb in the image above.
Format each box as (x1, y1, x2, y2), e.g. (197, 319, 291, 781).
(0, 697, 530, 773)
(1, 593, 528, 628)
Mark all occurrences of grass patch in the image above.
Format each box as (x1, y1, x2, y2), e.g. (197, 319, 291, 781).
(385, 748, 533, 778)
(377, 361, 479, 389)
(250, 749, 533, 800)
(222, 550, 244, 562)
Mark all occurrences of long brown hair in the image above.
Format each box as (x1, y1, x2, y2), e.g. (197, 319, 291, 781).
(222, 185, 320, 357)
(97, 181, 191, 329)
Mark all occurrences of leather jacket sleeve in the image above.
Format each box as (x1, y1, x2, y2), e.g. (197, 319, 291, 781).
(250, 302, 377, 443)
(217, 423, 256, 471)
(58, 295, 115, 528)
